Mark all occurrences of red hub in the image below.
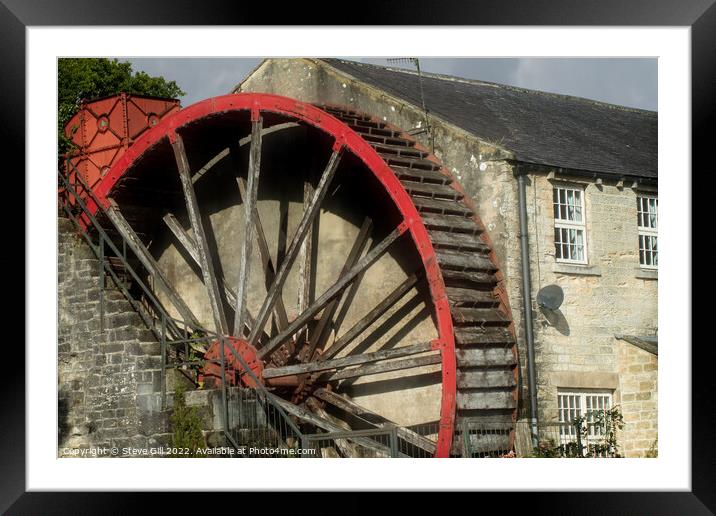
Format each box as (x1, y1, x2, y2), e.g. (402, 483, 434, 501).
(200, 337, 264, 388)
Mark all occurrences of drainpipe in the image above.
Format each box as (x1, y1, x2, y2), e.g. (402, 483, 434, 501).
(516, 168, 539, 448)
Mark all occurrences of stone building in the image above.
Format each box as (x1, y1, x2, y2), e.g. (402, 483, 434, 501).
(235, 58, 658, 457)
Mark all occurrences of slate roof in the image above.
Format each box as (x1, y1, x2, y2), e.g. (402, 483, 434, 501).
(319, 59, 657, 180)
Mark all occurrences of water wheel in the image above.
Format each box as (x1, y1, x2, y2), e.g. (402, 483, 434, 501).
(83, 93, 518, 457)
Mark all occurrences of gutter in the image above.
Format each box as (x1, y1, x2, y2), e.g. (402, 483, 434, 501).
(515, 166, 539, 448)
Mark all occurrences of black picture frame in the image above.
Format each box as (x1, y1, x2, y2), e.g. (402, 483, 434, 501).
(5, 0, 707, 512)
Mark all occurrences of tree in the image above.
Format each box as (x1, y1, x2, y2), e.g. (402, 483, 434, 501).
(58, 58, 185, 155)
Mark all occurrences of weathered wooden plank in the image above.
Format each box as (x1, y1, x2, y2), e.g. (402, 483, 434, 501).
(441, 269, 496, 287)
(297, 173, 316, 320)
(233, 117, 263, 337)
(236, 176, 289, 331)
(391, 166, 449, 185)
(429, 230, 489, 252)
(446, 287, 498, 307)
(323, 353, 441, 382)
(249, 149, 342, 346)
(173, 134, 228, 335)
(322, 274, 418, 360)
(436, 250, 497, 272)
(313, 387, 435, 454)
(420, 213, 483, 234)
(412, 197, 474, 216)
(263, 342, 432, 379)
(454, 327, 515, 346)
(373, 142, 426, 158)
(163, 213, 200, 263)
(105, 200, 199, 327)
(456, 348, 516, 367)
(305, 398, 357, 458)
(457, 369, 516, 389)
(378, 154, 441, 171)
(270, 396, 398, 457)
(400, 180, 462, 201)
(452, 307, 510, 325)
(303, 217, 372, 361)
(313, 388, 437, 455)
(456, 390, 517, 411)
(257, 226, 404, 359)
(453, 432, 512, 455)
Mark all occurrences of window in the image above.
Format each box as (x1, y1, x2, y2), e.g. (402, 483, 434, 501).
(557, 390, 613, 455)
(553, 186, 587, 264)
(637, 195, 658, 269)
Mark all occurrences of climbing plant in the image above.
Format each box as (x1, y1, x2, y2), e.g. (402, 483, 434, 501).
(533, 406, 625, 458)
(170, 384, 205, 457)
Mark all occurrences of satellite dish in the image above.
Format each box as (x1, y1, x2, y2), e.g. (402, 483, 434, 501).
(537, 285, 564, 311)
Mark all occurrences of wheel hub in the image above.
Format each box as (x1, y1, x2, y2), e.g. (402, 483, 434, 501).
(201, 336, 264, 388)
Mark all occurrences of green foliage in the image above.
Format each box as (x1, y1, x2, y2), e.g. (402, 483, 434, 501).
(58, 58, 185, 156)
(170, 384, 205, 457)
(533, 406, 625, 458)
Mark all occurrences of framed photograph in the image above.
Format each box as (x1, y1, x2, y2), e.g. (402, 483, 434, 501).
(7, 0, 708, 511)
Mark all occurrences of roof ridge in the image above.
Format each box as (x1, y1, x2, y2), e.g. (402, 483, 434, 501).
(320, 58, 656, 116)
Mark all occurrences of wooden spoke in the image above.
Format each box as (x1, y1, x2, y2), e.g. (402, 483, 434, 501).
(262, 342, 432, 379)
(301, 217, 373, 362)
(305, 398, 357, 457)
(313, 388, 436, 454)
(104, 200, 199, 327)
(330, 265, 367, 340)
(172, 134, 228, 335)
(161, 213, 268, 340)
(270, 395, 400, 457)
(233, 117, 263, 338)
(257, 225, 405, 360)
(322, 274, 419, 360)
(191, 123, 300, 185)
(248, 148, 343, 346)
(236, 177, 290, 331)
(321, 354, 441, 382)
(296, 173, 316, 320)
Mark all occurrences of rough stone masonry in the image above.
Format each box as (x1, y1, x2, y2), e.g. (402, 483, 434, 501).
(57, 216, 224, 456)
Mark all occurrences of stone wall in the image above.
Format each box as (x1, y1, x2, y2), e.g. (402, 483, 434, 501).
(57, 216, 224, 456)
(616, 341, 658, 457)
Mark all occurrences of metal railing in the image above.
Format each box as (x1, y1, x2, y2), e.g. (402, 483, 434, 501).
(457, 421, 515, 458)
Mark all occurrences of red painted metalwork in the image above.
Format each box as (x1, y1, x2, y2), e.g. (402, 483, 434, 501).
(83, 93, 457, 457)
(63, 93, 180, 189)
(201, 337, 264, 389)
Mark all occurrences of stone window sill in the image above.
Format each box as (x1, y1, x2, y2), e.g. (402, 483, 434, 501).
(635, 268, 658, 280)
(553, 262, 602, 276)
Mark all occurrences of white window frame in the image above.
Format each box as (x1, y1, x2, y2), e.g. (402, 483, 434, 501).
(557, 390, 613, 455)
(553, 186, 588, 265)
(637, 194, 658, 269)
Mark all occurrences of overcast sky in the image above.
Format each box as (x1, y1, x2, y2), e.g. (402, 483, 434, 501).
(127, 57, 657, 111)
